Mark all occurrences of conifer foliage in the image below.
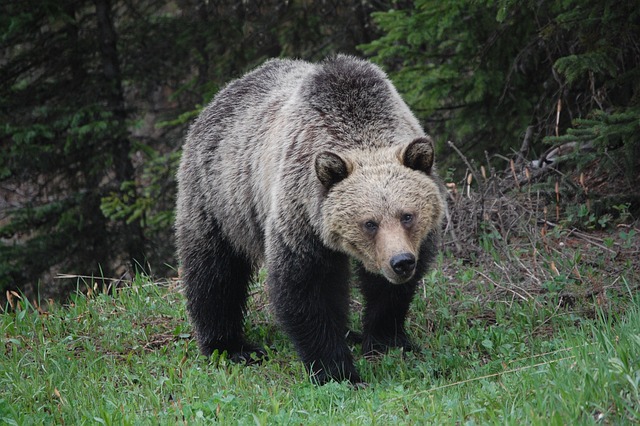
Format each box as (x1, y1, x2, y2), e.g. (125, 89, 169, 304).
(1, 0, 145, 297)
(0, 0, 386, 298)
(361, 0, 640, 178)
(2, 0, 637, 298)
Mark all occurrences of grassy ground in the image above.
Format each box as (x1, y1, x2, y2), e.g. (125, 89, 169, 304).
(2, 223, 639, 425)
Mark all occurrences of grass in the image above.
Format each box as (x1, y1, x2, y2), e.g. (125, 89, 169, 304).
(2, 234, 639, 425)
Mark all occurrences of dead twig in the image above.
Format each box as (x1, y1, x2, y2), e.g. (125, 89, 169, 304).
(447, 140, 484, 194)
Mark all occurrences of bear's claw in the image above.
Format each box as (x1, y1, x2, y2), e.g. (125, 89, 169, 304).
(309, 363, 363, 386)
(362, 332, 416, 358)
(228, 346, 268, 365)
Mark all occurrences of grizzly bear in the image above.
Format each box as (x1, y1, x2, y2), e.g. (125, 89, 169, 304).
(175, 55, 445, 385)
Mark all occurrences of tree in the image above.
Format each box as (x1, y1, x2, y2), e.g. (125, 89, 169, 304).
(361, 0, 640, 183)
(0, 0, 148, 298)
(1, 0, 394, 299)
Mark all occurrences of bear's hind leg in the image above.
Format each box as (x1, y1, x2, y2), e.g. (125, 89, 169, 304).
(180, 226, 263, 363)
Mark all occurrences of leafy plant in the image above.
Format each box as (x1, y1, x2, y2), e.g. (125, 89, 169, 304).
(619, 229, 637, 249)
(101, 147, 180, 233)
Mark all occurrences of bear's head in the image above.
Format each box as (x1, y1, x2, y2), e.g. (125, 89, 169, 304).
(315, 137, 445, 284)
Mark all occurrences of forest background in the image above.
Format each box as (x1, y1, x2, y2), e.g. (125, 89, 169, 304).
(1, 0, 639, 301)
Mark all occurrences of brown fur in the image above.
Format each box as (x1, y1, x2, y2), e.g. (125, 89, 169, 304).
(175, 55, 446, 384)
(319, 145, 444, 284)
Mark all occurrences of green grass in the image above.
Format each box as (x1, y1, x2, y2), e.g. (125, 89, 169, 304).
(1, 256, 638, 425)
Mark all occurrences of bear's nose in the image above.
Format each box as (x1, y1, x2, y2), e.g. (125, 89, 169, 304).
(390, 253, 416, 276)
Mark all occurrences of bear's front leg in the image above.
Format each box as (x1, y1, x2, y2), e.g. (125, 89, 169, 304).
(358, 265, 418, 356)
(358, 234, 437, 356)
(267, 237, 362, 385)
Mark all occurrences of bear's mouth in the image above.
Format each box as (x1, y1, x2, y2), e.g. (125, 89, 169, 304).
(381, 267, 415, 285)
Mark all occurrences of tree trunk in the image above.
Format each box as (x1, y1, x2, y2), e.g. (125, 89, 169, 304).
(94, 0, 147, 274)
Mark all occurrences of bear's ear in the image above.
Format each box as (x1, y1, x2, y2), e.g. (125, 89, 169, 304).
(401, 137, 434, 175)
(315, 151, 351, 189)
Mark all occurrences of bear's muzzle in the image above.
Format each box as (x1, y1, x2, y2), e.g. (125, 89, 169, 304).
(390, 252, 416, 277)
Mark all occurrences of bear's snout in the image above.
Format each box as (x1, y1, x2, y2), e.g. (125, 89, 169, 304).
(390, 252, 416, 277)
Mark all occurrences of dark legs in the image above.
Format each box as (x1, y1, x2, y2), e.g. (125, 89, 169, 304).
(358, 266, 418, 355)
(268, 236, 361, 385)
(179, 223, 261, 362)
(178, 218, 438, 383)
(358, 232, 438, 356)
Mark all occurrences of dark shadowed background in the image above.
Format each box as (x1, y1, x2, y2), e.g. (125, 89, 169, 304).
(1, 0, 638, 302)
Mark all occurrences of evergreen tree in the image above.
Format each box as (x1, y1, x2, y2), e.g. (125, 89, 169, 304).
(0, 0, 148, 297)
(1, 0, 393, 299)
(361, 0, 640, 179)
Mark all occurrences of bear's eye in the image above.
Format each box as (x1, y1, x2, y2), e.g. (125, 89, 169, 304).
(401, 213, 414, 226)
(363, 220, 378, 233)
